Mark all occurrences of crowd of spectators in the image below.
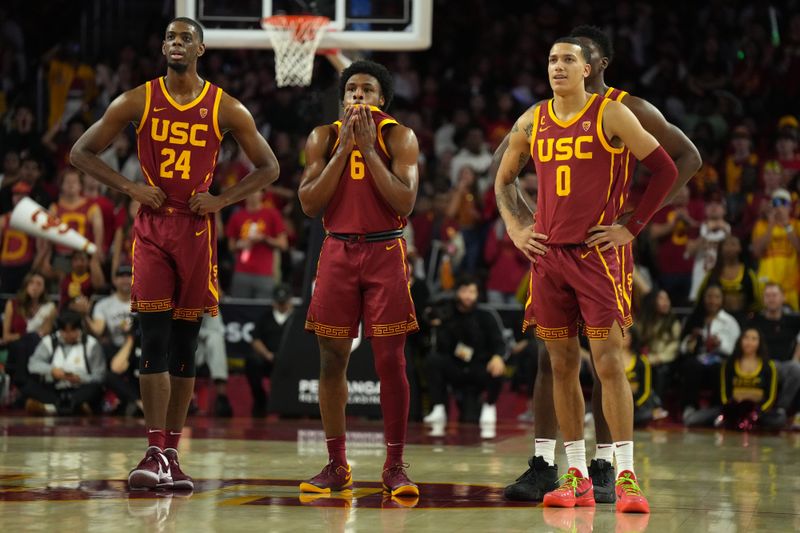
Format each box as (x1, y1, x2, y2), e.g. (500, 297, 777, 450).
(0, 1, 798, 429)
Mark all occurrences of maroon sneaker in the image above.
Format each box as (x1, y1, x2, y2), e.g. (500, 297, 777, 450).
(163, 448, 194, 491)
(128, 446, 172, 490)
(382, 463, 419, 497)
(299, 462, 353, 493)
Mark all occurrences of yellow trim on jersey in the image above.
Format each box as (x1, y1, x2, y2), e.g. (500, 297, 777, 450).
(616, 90, 628, 103)
(159, 77, 211, 111)
(529, 105, 543, 159)
(594, 246, 625, 321)
(330, 121, 342, 155)
(131, 238, 136, 285)
(762, 360, 777, 411)
(136, 81, 152, 134)
(619, 150, 631, 209)
(616, 246, 632, 309)
(398, 237, 415, 309)
(136, 132, 157, 188)
(547, 93, 598, 128)
(597, 98, 625, 154)
(212, 87, 224, 140)
(597, 151, 616, 225)
(206, 216, 219, 303)
(603, 87, 614, 98)
(377, 118, 398, 158)
(525, 269, 534, 311)
(637, 355, 652, 407)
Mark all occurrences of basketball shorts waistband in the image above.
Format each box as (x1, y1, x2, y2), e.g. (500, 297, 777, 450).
(327, 229, 404, 243)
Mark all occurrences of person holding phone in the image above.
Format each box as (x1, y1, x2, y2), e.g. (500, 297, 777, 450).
(752, 188, 800, 310)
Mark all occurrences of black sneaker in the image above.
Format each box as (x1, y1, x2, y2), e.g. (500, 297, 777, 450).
(588, 458, 616, 503)
(503, 456, 558, 501)
(214, 395, 233, 418)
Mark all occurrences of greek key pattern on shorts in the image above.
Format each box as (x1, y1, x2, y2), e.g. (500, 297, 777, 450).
(205, 305, 219, 317)
(583, 326, 611, 340)
(132, 298, 172, 312)
(535, 325, 570, 340)
(173, 307, 204, 321)
(623, 314, 633, 329)
(372, 317, 420, 337)
(522, 318, 535, 333)
(305, 320, 352, 338)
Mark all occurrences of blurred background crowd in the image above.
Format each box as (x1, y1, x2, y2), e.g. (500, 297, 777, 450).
(0, 0, 798, 431)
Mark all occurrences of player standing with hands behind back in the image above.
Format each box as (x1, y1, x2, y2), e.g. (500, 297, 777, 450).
(299, 60, 421, 498)
(71, 17, 279, 490)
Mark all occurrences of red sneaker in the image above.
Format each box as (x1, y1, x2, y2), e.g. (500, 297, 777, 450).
(543, 467, 595, 508)
(615, 470, 650, 513)
(382, 463, 419, 497)
(163, 448, 193, 491)
(128, 446, 172, 490)
(299, 462, 353, 493)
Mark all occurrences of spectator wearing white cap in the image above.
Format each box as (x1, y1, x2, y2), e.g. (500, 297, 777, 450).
(752, 188, 800, 310)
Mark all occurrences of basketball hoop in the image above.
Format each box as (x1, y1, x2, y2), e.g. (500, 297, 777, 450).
(262, 15, 330, 87)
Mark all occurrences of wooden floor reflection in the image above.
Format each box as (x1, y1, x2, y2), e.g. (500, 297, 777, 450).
(0, 416, 798, 532)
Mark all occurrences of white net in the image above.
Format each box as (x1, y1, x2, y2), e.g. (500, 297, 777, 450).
(262, 16, 329, 87)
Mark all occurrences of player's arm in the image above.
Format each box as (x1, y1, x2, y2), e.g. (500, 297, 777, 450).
(488, 105, 539, 222)
(190, 94, 279, 215)
(353, 105, 419, 217)
(70, 86, 166, 209)
(298, 109, 355, 218)
(625, 96, 701, 208)
(586, 101, 678, 250)
(494, 109, 547, 260)
(88, 205, 104, 257)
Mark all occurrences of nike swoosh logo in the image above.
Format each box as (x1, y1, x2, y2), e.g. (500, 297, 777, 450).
(580, 251, 592, 259)
(195, 229, 207, 236)
(153, 107, 167, 112)
(386, 243, 398, 251)
(148, 429, 161, 433)
(576, 486, 591, 497)
(539, 126, 551, 132)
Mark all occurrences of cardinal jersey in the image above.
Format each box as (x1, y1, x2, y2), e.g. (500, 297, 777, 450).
(52, 198, 99, 255)
(131, 77, 222, 320)
(322, 106, 406, 234)
(136, 77, 223, 215)
(532, 94, 627, 245)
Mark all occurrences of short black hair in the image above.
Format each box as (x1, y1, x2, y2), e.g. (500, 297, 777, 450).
(168, 17, 204, 43)
(339, 60, 394, 110)
(57, 309, 83, 330)
(455, 274, 480, 290)
(552, 36, 592, 64)
(570, 25, 614, 63)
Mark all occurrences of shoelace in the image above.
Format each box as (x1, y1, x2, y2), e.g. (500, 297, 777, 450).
(555, 472, 580, 492)
(615, 474, 643, 496)
(384, 462, 411, 476)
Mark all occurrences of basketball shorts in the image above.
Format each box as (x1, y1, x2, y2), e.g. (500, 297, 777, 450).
(523, 245, 626, 341)
(619, 242, 634, 328)
(131, 210, 219, 321)
(306, 236, 418, 338)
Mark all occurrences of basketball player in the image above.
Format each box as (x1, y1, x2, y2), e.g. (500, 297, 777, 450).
(298, 60, 420, 497)
(71, 17, 279, 490)
(495, 37, 678, 512)
(500, 25, 700, 504)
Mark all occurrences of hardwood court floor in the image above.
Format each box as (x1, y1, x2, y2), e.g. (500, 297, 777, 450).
(1, 416, 798, 532)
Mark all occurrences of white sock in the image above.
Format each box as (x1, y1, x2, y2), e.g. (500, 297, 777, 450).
(534, 438, 556, 467)
(595, 443, 614, 463)
(615, 441, 635, 475)
(564, 440, 587, 477)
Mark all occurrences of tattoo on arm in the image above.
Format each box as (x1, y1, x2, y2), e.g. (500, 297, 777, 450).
(496, 179, 533, 227)
(524, 123, 533, 139)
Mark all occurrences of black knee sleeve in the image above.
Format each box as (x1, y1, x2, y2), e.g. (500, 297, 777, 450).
(168, 319, 202, 377)
(139, 311, 173, 374)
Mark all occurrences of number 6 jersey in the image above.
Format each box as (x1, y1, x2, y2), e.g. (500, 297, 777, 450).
(136, 77, 223, 215)
(322, 105, 405, 234)
(531, 94, 630, 246)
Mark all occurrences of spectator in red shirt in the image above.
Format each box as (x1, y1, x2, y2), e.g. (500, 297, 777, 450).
(650, 186, 702, 306)
(484, 218, 529, 305)
(58, 250, 105, 314)
(226, 191, 288, 299)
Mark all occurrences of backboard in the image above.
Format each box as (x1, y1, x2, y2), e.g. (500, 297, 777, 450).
(175, 0, 432, 51)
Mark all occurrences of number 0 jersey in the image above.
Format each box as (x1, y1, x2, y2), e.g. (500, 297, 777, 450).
(136, 77, 223, 215)
(531, 94, 628, 245)
(322, 106, 406, 234)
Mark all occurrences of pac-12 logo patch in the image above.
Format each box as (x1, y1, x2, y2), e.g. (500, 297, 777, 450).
(582, 120, 591, 131)
(200, 108, 208, 118)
